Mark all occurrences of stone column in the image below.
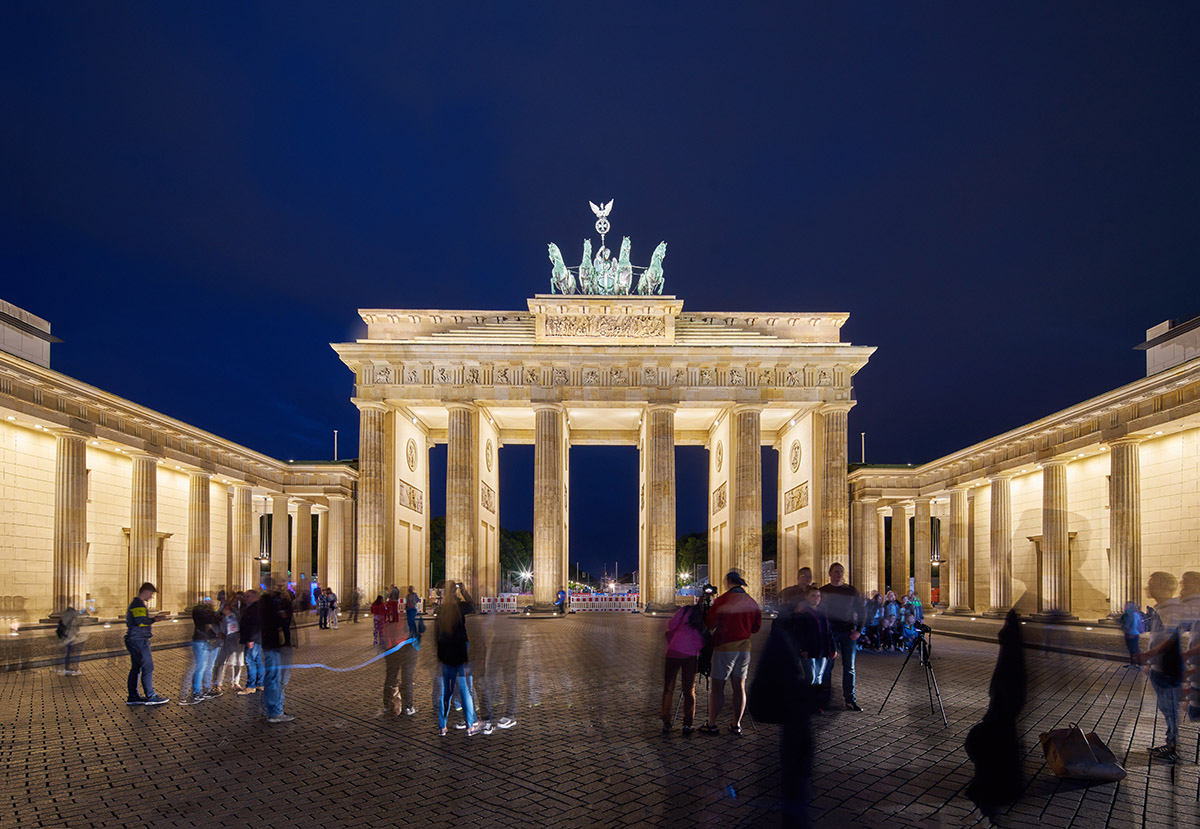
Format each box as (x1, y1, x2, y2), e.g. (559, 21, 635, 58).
(1108, 439, 1142, 617)
(644, 405, 677, 613)
(859, 497, 879, 595)
(342, 496, 356, 597)
(533, 404, 565, 609)
(948, 486, 971, 612)
(1040, 460, 1072, 617)
(913, 497, 932, 606)
(51, 431, 88, 615)
(317, 508, 329, 586)
(986, 474, 1013, 615)
(187, 471, 211, 604)
(731, 405, 762, 600)
(890, 504, 908, 594)
(270, 494, 290, 586)
(876, 505, 888, 595)
(295, 500, 312, 602)
(326, 495, 345, 596)
(820, 404, 851, 577)
(355, 402, 386, 596)
(445, 403, 476, 588)
(232, 485, 254, 591)
(128, 452, 158, 606)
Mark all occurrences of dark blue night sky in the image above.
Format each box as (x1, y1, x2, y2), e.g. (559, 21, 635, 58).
(3, 3, 1197, 577)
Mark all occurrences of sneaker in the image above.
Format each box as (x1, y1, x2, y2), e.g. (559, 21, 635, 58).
(267, 714, 295, 724)
(66, 669, 83, 676)
(454, 722, 468, 729)
(178, 693, 203, 706)
(143, 694, 170, 706)
(681, 725, 694, 736)
(483, 721, 496, 735)
(404, 707, 417, 716)
(236, 688, 257, 696)
(203, 689, 222, 699)
(497, 717, 516, 729)
(845, 701, 863, 712)
(466, 723, 483, 736)
(126, 697, 147, 706)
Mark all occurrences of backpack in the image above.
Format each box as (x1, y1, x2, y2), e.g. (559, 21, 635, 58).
(55, 618, 67, 640)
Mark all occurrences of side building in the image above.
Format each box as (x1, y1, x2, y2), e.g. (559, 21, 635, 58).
(0, 300, 357, 622)
(849, 315, 1200, 620)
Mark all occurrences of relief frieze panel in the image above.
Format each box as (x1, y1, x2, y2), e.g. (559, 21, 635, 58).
(784, 481, 810, 514)
(712, 481, 727, 514)
(398, 479, 424, 513)
(480, 481, 495, 514)
(544, 315, 666, 339)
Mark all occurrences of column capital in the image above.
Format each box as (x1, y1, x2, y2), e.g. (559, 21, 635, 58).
(47, 426, 91, 441)
(731, 403, 763, 416)
(352, 399, 388, 413)
(856, 494, 880, 505)
(445, 401, 478, 414)
(875, 503, 890, 515)
(127, 449, 160, 461)
(533, 402, 565, 414)
(913, 495, 933, 505)
(819, 401, 855, 415)
(1040, 457, 1070, 469)
(188, 469, 212, 481)
(988, 471, 1017, 483)
(1106, 435, 1145, 448)
(644, 403, 678, 415)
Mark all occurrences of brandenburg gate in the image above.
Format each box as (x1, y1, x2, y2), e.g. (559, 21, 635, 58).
(333, 204, 874, 611)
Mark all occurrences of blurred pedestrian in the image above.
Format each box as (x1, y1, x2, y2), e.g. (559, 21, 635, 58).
(348, 588, 361, 624)
(1120, 600, 1144, 667)
(326, 588, 339, 629)
(371, 594, 386, 645)
(435, 581, 480, 736)
(317, 588, 329, 629)
(237, 589, 263, 696)
(1137, 572, 1183, 762)
(661, 584, 712, 734)
(56, 603, 83, 675)
(180, 600, 220, 705)
(819, 563, 865, 711)
(215, 601, 244, 690)
(261, 582, 295, 723)
(405, 584, 422, 649)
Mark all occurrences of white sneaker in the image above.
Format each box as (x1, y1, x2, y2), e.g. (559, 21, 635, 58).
(454, 722, 468, 729)
(497, 717, 516, 729)
(66, 669, 82, 676)
(483, 721, 496, 735)
(404, 707, 417, 716)
(267, 714, 295, 723)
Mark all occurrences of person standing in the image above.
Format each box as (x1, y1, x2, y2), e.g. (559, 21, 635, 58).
(1136, 572, 1184, 762)
(555, 587, 567, 616)
(777, 567, 814, 620)
(371, 594, 387, 645)
(56, 603, 83, 675)
(260, 582, 295, 723)
(124, 582, 170, 706)
(661, 586, 711, 734)
(435, 582, 480, 736)
(326, 588, 339, 630)
(700, 571, 762, 736)
(405, 585, 421, 645)
(216, 602, 244, 690)
(317, 588, 329, 629)
(237, 590, 263, 696)
(348, 588, 361, 624)
(181, 601, 220, 705)
(819, 563, 865, 711)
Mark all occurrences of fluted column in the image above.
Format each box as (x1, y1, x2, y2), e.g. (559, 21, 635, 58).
(187, 471, 211, 604)
(295, 500, 312, 602)
(317, 508, 329, 587)
(913, 497, 932, 606)
(342, 496, 356, 596)
(446, 403, 476, 588)
(859, 497, 880, 594)
(987, 474, 1013, 615)
(270, 494, 289, 586)
(128, 452, 158, 605)
(1108, 439, 1142, 617)
(732, 405, 762, 600)
(326, 495, 345, 596)
(948, 486, 970, 611)
(1041, 460, 1071, 616)
(51, 431, 88, 615)
(232, 485, 254, 591)
(890, 504, 908, 594)
(820, 404, 851, 577)
(356, 401, 386, 596)
(533, 404, 565, 609)
(644, 405, 677, 612)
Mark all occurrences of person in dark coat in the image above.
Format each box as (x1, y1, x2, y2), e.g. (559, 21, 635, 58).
(965, 608, 1026, 814)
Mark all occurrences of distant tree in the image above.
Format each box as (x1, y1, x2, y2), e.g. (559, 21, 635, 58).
(499, 527, 533, 589)
(429, 515, 445, 585)
(762, 520, 777, 562)
(675, 533, 707, 586)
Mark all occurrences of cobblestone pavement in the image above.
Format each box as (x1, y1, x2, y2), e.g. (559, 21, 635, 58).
(1, 614, 1196, 828)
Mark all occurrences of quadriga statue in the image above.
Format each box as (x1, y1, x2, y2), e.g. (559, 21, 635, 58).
(636, 241, 667, 295)
(616, 237, 633, 294)
(578, 239, 596, 294)
(547, 243, 576, 294)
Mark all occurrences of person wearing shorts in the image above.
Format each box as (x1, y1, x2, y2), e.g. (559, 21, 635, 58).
(700, 571, 761, 735)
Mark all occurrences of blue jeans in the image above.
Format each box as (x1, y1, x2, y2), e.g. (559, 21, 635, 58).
(438, 663, 476, 729)
(125, 636, 154, 700)
(190, 642, 219, 694)
(262, 648, 286, 718)
(832, 631, 857, 704)
(1151, 670, 1181, 745)
(244, 644, 264, 689)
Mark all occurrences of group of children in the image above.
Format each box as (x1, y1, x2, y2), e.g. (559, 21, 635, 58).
(860, 590, 924, 652)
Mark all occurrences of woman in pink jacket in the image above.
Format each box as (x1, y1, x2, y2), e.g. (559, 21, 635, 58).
(661, 585, 714, 735)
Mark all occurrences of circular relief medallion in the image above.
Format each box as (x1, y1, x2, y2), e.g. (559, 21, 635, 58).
(485, 439, 494, 472)
(406, 438, 417, 472)
(716, 440, 724, 473)
(790, 440, 802, 473)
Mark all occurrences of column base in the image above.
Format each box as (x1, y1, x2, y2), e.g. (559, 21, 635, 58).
(982, 608, 1011, 619)
(941, 607, 975, 616)
(643, 603, 678, 616)
(529, 604, 565, 615)
(1028, 611, 1078, 623)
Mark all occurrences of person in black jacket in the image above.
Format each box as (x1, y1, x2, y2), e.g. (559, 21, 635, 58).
(260, 583, 295, 723)
(435, 582, 480, 736)
(237, 590, 263, 696)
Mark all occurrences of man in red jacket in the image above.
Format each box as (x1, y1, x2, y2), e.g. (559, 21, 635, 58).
(700, 571, 762, 735)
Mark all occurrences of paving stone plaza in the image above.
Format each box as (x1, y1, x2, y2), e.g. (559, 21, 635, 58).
(2, 615, 1196, 828)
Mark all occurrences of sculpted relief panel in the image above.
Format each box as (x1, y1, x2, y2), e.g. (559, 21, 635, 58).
(398, 479, 424, 513)
(784, 481, 809, 514)
(544, 315, 666, 338)
(712, 481, 727, 515)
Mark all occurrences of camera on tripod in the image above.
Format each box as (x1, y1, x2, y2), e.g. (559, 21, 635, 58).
(914, 621, 932, 634)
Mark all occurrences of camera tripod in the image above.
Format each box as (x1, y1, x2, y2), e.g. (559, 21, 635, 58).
(878, 629, 947, 727)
